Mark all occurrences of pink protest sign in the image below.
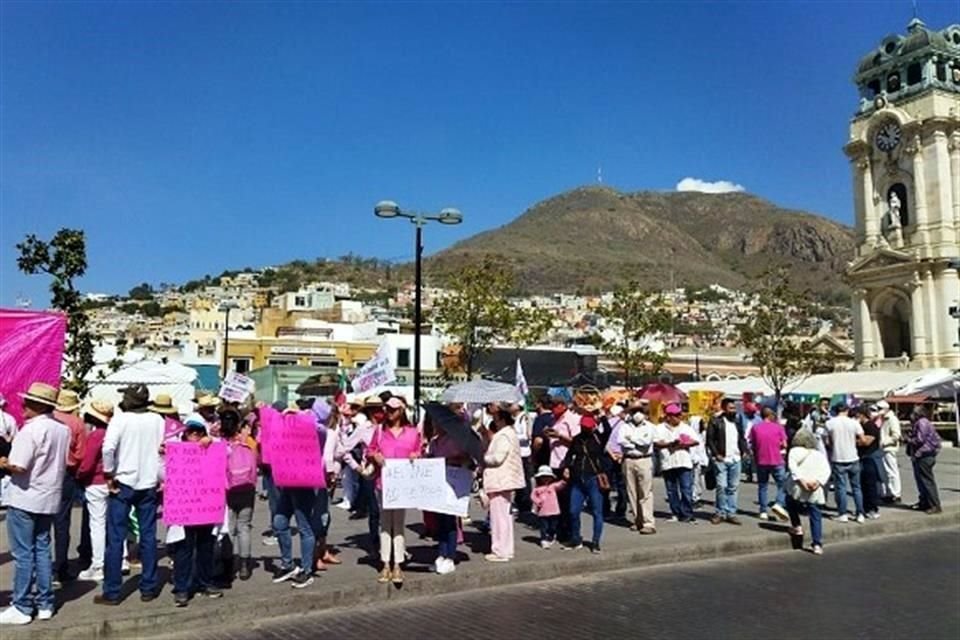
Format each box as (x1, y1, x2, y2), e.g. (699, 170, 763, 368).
(163, 441, 227, 526)
(268, 412, 326, 488)
(0, 309, 67, 425)
(258, 406, 282, 465)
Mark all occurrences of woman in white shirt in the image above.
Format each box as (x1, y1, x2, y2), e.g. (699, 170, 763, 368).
(654, 404, 700, 523)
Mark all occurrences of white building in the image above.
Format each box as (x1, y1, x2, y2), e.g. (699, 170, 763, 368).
(845, 19, 960, 370)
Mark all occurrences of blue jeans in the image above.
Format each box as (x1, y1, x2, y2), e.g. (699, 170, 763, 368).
(274, 487, 315, 570)
(787, 496, 823, 546)
(539, 515, 559, 542)
(756, 464, 787, 513)
(7, 507, 55, 615)
(311, 489, 331, 539)
(54, 472, 78, 578)
(663, 467, 694, 520)
(833, 461, 864, 516)
(713, 459, 742, 516)
(262, 467, 279, 529)
(436, 513, 458, 560)
(103, 484, 158, 600)
(569, 475, 604, 546)
(172, 525, 215, 595)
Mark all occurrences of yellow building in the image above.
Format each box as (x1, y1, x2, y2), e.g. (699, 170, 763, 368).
(225, 336, 377, 375)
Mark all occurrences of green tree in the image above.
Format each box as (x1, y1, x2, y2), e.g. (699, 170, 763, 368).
(433, 258, 516, 377)
(16, 229, 96, 394)
(737, 268, 836, 404)
(128, 282, 154, 300)
(597, 282, 672, 388)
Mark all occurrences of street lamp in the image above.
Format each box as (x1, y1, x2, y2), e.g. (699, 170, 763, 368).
(374, 201, 463, 420)
(219, 300, 240, 378)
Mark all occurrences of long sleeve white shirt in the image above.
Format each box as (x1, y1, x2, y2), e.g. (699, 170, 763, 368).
(102, 411, 165, 490)
(618, 421, 655, 457)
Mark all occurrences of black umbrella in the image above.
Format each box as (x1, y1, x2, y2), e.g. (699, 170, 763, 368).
(424, 402, 484, 464)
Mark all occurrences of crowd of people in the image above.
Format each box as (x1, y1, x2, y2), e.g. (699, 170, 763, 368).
(0, 381, 947, 625)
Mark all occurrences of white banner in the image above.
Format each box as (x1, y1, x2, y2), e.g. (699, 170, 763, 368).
(381, 458, 473, 517)
(351, 342, 396, 393)
(219, 371, 256, 404)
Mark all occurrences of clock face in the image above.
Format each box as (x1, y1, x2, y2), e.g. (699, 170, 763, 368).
(875, 122, 902, 152)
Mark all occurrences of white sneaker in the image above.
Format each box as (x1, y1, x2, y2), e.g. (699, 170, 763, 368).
(540, 540, 553, 550)
(0, 606, 32, 625)
(832, 514, 849, 523)
(758, 512, 770, 521)
(121, 560, 131, 574)
(37, 610, 53, 621)
(770, 504, 790, 521)
(78, 567, 104, 582)
(866, 511, 880, 520)
(812, 544, 824, 556)
(334, 500, 351, 511)
(436, 558, 456, 575)
(667, 516, 679, 523)
(856, 514, 865, 524)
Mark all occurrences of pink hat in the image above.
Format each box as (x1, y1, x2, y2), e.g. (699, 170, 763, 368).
(385, 397, 406, 410)
(664, 403, 682, 416)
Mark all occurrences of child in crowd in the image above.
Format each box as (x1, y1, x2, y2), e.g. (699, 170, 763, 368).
(222, 409, 258, 581)
(531, 465, 566, 549)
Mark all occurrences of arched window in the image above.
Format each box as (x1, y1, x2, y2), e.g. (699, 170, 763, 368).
(907, 63, 922, 86)
(887, 183, 909, 226)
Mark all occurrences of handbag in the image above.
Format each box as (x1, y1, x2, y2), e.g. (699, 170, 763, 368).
(704, 461, 717, 491)
(584, 436, 611, 491)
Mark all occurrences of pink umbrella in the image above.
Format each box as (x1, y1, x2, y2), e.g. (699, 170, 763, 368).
(636, 382, 686, 406)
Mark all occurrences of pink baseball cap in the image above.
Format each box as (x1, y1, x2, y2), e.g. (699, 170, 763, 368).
(664, 403, 683, 416)
(385, 397, 406, 409)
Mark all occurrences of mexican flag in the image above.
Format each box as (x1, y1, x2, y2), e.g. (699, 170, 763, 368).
(333, 368, 349, 407)
(515, 358, 531, 410)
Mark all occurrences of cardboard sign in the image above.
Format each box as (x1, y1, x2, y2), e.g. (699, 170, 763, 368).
(163, 441, 227, 526)
(219, 371, 256, 404)
(268, 412, 326, 488)
(381, 458, 473, 517)
(351, 342, 396, 393)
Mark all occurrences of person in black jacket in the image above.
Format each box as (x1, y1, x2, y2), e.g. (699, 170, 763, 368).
(705, 399, 748, 525)
(561, 415, 609, 553)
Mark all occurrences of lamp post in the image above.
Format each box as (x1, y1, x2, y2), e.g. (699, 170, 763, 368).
(374, 200, 463, 420)
(219, 301, 240, 379)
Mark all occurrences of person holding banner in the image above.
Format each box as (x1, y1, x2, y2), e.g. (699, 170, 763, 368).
(164, 414, 224, 607)
(366, 396, 421, 585)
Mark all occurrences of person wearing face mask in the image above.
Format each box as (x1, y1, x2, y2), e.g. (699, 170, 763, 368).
(561, 414, 609, 552)
(654, 404, 700, 524)
(481, 405, 524, 562)
(544, 397, 580, 543)
(706, 399, 748, 525)
(875, 400, 902, 504)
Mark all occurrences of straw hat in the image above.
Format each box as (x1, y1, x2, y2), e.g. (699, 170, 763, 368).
(84, 400, 114, 424)
(363, 396, 384, 408)
(56, 389, 81, 413)
(20, 382, 59, 408)
(149, 393, 179, 415)
(196, 394, 221, 409)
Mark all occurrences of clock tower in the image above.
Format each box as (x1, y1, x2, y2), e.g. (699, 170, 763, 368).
(844, 18, 960, 370)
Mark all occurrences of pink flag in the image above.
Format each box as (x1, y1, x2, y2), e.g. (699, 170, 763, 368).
(0, 309, 67, 424)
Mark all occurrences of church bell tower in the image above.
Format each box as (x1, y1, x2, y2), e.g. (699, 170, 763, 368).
(844, 18, 960, 370)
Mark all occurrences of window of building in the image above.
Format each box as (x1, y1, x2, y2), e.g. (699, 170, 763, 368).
(867, 78, 882, 98)
(886, 71, 901, 92)
(232, 358, 251, 374)
(888, 183, 909, 227)
(310, 359, 340, 368)
(267, 358, 297, 366)
(907, 63, 922, 86)
(937, 63, 947, 82)
(397, 348, 411, 368)
(295, 296, 306, 307)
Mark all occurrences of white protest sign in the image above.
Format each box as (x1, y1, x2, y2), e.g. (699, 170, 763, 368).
(351, 342, 395, 393)
(219, 371, 256, 404)
(381, 458, 472, 517)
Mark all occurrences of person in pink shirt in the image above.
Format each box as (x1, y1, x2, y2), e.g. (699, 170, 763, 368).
(366, 397, 421, 585)
(749, 407, 789, 521)
(544, 397, 580, 543)
(531, 466, 566, 549)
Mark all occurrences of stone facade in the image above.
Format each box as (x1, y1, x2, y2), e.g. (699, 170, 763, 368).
(844, 19, 960, 370)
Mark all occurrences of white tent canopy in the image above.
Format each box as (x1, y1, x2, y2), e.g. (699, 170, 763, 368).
(86, 359, 198, 415)
(679, 368, 955, 401)
(891, 370, 960, 400)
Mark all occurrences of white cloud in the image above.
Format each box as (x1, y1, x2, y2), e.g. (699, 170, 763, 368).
(675, 177, 746, 194)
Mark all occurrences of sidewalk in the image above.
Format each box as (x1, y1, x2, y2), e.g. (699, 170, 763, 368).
(2, 450, 958, 639)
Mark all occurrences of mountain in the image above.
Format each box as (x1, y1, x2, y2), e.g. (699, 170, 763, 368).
(425, 186, 855, 297)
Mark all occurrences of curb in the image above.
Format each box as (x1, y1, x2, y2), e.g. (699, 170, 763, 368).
(12, 509, 960, 639)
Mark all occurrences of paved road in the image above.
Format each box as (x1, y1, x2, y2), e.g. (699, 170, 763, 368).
(180, 530, 960, 640)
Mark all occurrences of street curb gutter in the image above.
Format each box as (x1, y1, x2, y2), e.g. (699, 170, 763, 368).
(12, 509, 960, 639)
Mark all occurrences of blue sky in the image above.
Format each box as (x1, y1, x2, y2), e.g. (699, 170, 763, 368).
(2, 1, 959, 305)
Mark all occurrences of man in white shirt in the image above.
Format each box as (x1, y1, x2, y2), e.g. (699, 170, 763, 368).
(95, 385, 165, 605)
(618, 410, 657, 533)
(0, 393, 17, 444)
(825, 404, 865, 523)
(876, 400, 902, 503)
(654, 403, 700, 523)
(0, 383, 70, 625)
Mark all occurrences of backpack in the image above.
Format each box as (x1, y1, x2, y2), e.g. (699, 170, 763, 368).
(226, 440, 258, 490)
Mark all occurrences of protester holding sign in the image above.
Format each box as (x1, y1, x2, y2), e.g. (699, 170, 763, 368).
(366, 397, 421, 585)
(427, 416, 472, 575)
(162, 415, 225, 607)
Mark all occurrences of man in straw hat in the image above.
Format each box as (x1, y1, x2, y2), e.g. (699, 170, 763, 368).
(52, 388, 89, 585)
(195, 392, 222, 438)
(94, 384, 165, 606)
(0, 382, 70, 625)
